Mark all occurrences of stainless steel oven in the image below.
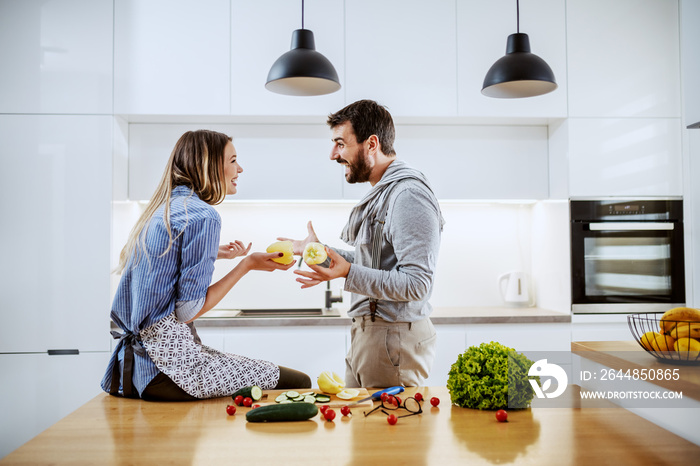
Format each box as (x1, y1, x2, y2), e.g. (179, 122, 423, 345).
(570, 198, 685, 313)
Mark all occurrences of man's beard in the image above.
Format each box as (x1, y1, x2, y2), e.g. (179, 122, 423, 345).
(342, 147, 372, 184)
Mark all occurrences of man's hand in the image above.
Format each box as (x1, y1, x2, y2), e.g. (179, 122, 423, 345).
(277, 221, 320, 255)
(218, 241, 251, 260)
(293, 247, 351, 288)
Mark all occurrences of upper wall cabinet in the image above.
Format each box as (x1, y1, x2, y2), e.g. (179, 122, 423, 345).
(230, 0, 345, 116)
(457, 0, 568, 118)
(0, 0, 113, 114)
(567, 118, 683, 197)
(344, 0, 459, 117)
(128, 123, 343, 201)
(393, 124, 549, 199)
(681, 0, 700, 127)
(567, 0, 681, 118)
(128, 123, 549, 201)
(348, 124, 550, 200)
(114, 0, 231, 115)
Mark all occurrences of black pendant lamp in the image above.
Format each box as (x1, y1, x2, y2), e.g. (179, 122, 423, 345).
(265, 0, 341, 96)
(482, 0, 557, 98)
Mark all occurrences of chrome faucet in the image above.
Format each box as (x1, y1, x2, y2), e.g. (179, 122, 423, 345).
(325, 281, 343, 310)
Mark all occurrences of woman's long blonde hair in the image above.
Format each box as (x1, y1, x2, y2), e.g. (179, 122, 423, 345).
(116, 130, 232, 273)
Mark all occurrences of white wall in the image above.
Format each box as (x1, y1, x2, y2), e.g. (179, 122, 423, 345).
(112, 199, 571, 312)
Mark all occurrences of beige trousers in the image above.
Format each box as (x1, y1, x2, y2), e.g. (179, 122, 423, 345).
(344, 316, 437, 388)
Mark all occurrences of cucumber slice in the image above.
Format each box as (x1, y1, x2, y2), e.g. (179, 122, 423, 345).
(250, 385, 263, 401)
(275, 394, 289, 403)
(303, 395, 316, 404)
(279, 399, 293, 404)
(315, 395, 331, 403)
(292, 395, 305, 402)
(300, 391, 315, 397)
(286, 391, 300, 398)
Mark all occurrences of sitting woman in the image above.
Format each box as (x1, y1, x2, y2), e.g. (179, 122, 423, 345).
(101, 129, 311, 401)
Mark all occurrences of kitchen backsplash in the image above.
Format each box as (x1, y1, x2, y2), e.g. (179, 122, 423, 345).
(111, 200, 571, 312)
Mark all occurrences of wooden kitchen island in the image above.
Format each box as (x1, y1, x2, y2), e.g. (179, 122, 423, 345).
(2, 386, 698, 465)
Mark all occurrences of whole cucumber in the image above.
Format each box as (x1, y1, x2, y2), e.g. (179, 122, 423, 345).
(246, 403, 319, 423)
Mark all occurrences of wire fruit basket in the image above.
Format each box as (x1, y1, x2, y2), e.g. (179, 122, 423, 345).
(627, 313, 700, 365)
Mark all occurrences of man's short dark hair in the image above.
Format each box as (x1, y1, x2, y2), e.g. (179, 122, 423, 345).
(327, 100, 396, 156)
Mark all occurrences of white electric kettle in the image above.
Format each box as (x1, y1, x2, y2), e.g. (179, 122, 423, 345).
(498, 271, 531, 307)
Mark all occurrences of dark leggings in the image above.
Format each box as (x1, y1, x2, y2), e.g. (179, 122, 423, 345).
(140, 366, 312, 402)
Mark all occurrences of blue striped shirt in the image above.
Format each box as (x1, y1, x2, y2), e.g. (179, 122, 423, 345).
(101, 186, 220, 396)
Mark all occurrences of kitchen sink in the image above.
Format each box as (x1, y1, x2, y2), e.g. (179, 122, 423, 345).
(201, 308, 340, 318)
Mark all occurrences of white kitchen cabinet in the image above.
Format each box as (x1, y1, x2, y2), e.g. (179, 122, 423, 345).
(681, 0, 700, 127)
(219, 323, 465, 389)
(0, 115, 112, 353)
(687, 129, 700, 306)
(127, 122, 342, 201)
(571, 314, 634, 342)
(426, 324, 467, 387)
(0, 352, 110, 459)
(222, 326, 349, 386)
(391, 124, 550, 199)
(0, 0, 113, 115)
(567, 118, 683, 197)
(466, 323, 572, 353)
(344, 0, 458, 117)
(192, 327, 226, 353)
(456, 0, 567, 118)
(230, 0, 345, 116)
(466, 322, 572, 373)
(127, 122, 550, 201)
(567, 0, 681, 118)
(114, 0, 230, 115)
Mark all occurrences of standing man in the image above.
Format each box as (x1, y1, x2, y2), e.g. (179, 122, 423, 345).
(289, 99, 444, 388)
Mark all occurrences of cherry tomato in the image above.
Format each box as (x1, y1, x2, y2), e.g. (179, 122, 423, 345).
(394, 396, 402, 406)
(319, 405, 330, 414)
(225, 405, 236, 416)
(243, 397, 253, 407)
(414, 392, 423, 402)
(386, 395, 396, 406)
(495, 409, 508, 422)
(324, 409, 336, 421)
(380, 392, 389, 402)
(233, 395, 244, 406)
(251, 404, 261, 409)
(387, 414, 398, 425)
(340, 406, 351, 417)
(430, 397, 440, 407)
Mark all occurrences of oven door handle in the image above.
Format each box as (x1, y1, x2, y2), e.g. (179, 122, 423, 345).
(588, 222, 675, 231)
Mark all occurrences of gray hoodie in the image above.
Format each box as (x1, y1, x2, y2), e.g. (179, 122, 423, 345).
(333, 160, 444, 323)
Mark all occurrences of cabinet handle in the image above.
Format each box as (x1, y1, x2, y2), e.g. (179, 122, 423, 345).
(47, 349, 79, 356)
(588, 222, 674, 231)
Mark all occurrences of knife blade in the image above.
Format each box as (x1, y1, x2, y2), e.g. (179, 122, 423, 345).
(347, 386, 405, 407)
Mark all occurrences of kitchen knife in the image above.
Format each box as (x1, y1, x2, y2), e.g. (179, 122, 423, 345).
(347, 386, 405, 407)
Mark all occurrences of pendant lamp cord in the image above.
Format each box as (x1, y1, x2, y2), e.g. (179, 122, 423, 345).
(516, 0, 520, 33)
(301, 0, 305, 29)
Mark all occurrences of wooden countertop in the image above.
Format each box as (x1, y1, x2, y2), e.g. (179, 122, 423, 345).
(194, 306, 571, 328)
(572, 340, 700, 401)
(2, 386, 698, 465)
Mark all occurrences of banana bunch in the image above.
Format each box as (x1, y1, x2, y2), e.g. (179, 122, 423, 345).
(642, 307, 700, 361)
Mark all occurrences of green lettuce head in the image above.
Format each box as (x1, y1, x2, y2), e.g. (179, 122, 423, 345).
(446, 341, 539, 410)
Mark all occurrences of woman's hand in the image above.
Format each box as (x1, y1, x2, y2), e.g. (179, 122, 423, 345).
(294, 247, 350, 288)
(277, 221, 320, 255)
(242, 252, 296, 272)
(218, 241, 251, 260)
